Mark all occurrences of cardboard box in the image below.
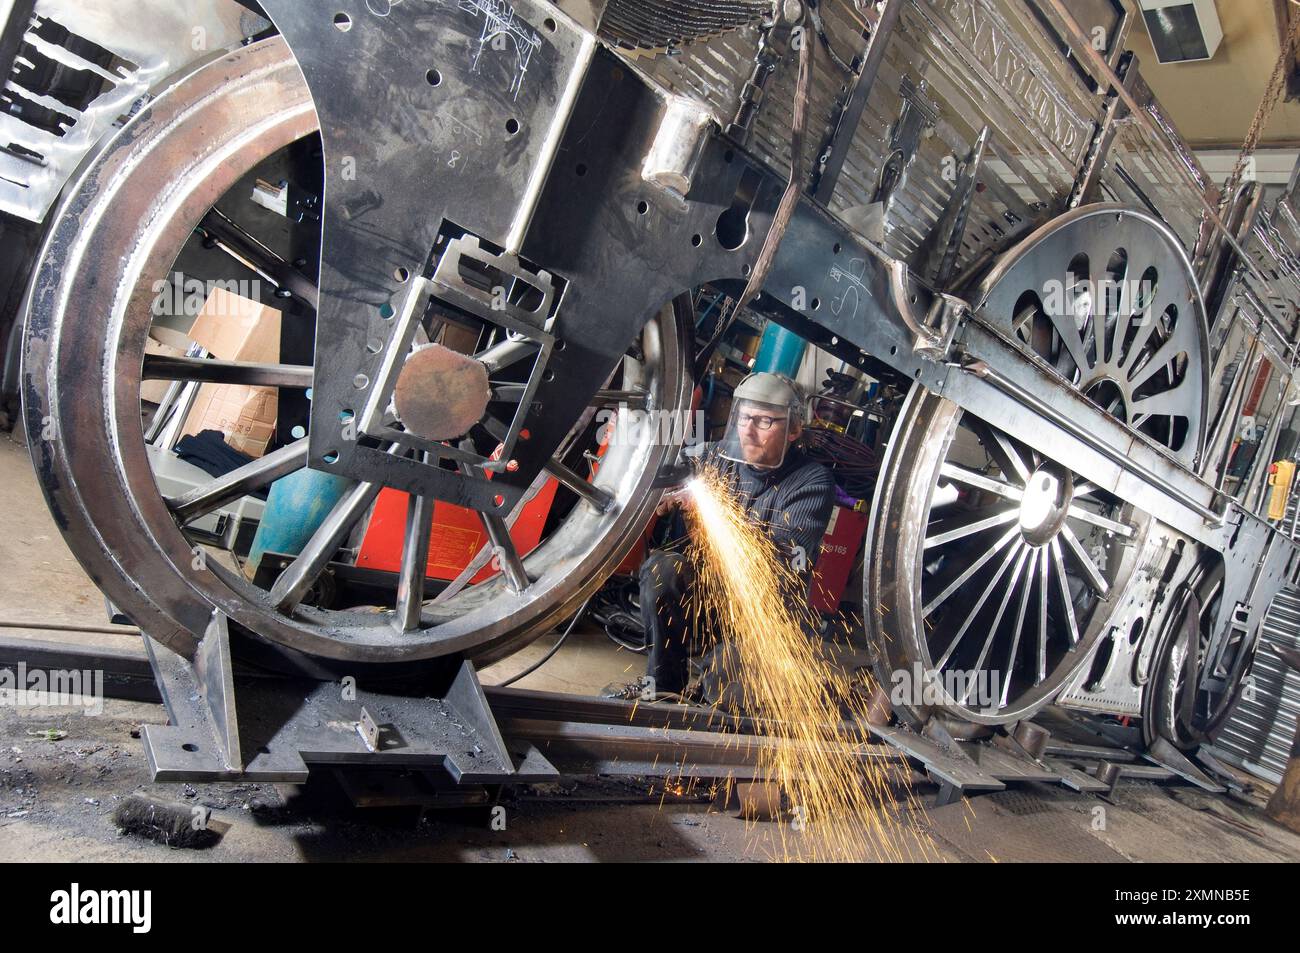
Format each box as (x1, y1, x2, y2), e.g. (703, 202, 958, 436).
(181, 287, 282, 458)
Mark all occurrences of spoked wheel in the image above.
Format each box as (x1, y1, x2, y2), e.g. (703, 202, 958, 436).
(1143, 557, 1244, 750)
(869, 388, 1146, 725)
(975, 204, 1210, 468)
(869, 205, 1209, 725)
(23, 38, 691, 672)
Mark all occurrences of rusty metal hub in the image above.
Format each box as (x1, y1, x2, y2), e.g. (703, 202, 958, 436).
(393, 344, 492, 441)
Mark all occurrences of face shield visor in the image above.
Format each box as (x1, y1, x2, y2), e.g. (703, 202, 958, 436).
(718, 399, 795, 470)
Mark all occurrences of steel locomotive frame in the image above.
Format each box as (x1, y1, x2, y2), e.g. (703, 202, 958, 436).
(12, 0, 1300, 781)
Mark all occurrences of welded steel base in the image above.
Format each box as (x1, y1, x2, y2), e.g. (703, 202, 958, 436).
(141, 613, 557, 785)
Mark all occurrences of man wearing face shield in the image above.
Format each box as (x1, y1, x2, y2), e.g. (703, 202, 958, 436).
(605, 372, 836, 702)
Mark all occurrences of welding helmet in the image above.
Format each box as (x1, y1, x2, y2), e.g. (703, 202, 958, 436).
(718, 372, 804, 470)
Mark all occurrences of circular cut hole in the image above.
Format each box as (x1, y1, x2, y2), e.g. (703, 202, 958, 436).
(182, 743, 199, 752)
(493, 494, 505, 508)
(636, 200, 649, 215)
(394, 266, 409, 282)
(323, 450, 339, 464)
(353, 373, 369, 389)
(505, 117, 520, 136)
(426, 68, 442, 87)
(544, 17, 557, 32)
(691, 234, 703, 247)
(333, 13, 352, 31)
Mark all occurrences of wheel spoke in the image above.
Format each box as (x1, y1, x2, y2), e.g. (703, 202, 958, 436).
(1120, 310, 1161, 374)
(1059, 524, 1108, 596)
(924, 506, 1019, 549)
(962, 545, 1032, 701)
(1036, 545, 1050, 684)
(268, 479, 381, 613)
(168, 438, 309, 523)
(938, 462, 1024, 502)
(1128, 333, 1185, 392)
(971, 419, 1033, 484)
(491, 383, 647, 410)
(1065, 504, 1133, 537)
(923, 524, 1022, 617)
(480, 514, 529, 592)
(393, 491, 434, 632)
(456, 460, 531, 592)
(1050, 537, 1081, 646)
(477, 338, 539, 373)
(934, 540, 1026, 669)
(998, 549, 1038, 708)
(1045, 307, 1091, 378)
(142, 354, 312, 388)
(546, 458, 615, 512)
(198, 208, 318, 305)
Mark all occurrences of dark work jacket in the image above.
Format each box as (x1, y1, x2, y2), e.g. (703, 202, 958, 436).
(690, 443, 837, 590)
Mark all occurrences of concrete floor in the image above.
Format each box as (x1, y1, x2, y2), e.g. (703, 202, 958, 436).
(3, 432, 1300, 862)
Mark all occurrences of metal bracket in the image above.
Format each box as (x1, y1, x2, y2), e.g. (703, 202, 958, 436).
(914, 125, 989, 290)
(141, 613, 556, 785)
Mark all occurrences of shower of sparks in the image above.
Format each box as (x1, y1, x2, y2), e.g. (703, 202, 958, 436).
(684, 465, 936, 862)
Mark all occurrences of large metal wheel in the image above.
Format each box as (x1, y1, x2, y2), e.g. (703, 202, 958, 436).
(975, 204, 1210, 468)
(869, 388, 1146, 725)
(1142, 557, 1246, 750)
(869, 206, 1209, 725)
(22, 38, 691, 672)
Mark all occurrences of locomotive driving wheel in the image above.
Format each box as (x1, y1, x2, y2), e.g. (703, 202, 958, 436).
(22, 37, 692, 672)
(869, 206, 1210, 726)
(1143, 557, 1248, 751)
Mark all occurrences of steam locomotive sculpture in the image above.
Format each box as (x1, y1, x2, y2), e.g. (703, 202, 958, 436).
(7, 0, 1300, 780)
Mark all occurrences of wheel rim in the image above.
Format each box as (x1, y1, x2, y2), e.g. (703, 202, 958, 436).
(1144, 558, 1238, 750)
(23, 38, 691, 669)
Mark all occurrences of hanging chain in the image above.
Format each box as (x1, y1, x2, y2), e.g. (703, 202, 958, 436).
(1219, 1, 1300, 210)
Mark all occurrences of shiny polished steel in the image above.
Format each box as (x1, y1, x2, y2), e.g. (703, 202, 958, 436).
(23, 38, 693, 668)
(869, 386, 1146, 725)
(19, 0, 1300, 755)
(0, 0, 261, 221)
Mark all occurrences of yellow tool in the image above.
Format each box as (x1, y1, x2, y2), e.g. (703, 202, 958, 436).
(1267, 460, 1296, 520)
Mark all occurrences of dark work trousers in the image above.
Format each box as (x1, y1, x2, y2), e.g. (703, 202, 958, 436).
(640, 549, 708, 696)
(640, 547, 817, 702)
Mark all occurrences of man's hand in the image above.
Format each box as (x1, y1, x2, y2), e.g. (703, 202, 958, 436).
(655, 486, 694, 518)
